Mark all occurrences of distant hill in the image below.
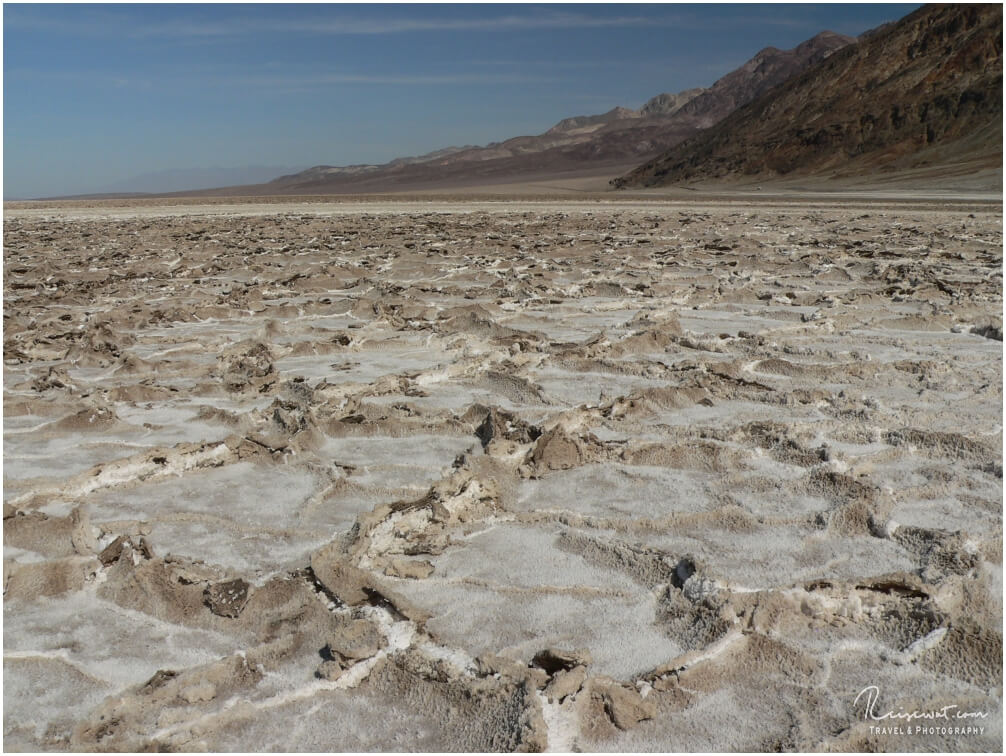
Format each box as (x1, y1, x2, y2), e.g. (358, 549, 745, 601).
(613, 4, 1003, 188)
(261, 30, 855, 195)
(92, 165, 306, 195)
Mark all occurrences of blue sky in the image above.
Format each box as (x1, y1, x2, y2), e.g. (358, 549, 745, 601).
(4, 3, 919, 197)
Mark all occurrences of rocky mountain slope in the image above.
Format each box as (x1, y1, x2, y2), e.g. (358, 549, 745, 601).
(265, 31, 854, 194)
(614, 4, 1003, 187)
(662, 31, 857, 131)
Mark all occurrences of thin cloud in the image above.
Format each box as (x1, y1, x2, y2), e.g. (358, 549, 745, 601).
(250, 13, 663, 37)
(229, 71, 560, 88)
(4, 5, 902, 42)
(4, 9, 671, 40)
(6, 66, 557, 91)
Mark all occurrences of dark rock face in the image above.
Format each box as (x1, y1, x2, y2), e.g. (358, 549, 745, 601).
(614, 4, 1003, 186)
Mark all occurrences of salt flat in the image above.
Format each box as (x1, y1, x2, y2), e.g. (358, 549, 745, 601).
(3, 197, 1002, 751)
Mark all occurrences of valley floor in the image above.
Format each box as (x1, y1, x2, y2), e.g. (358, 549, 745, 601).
(3, 197, 1002, 751)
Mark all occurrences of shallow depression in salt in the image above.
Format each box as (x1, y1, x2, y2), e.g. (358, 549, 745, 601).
(88, 462, 321, 572)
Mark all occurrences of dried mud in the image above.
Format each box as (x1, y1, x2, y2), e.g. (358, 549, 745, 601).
(3, 199, 1002, 751)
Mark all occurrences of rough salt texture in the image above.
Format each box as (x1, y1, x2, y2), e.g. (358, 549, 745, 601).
(3, 198, 1002, 751)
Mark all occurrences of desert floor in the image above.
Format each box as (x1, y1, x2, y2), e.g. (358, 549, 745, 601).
(3, 196, 1002, 751)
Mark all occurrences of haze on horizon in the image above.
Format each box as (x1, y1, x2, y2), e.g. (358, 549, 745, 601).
(3, 2, 918, 199)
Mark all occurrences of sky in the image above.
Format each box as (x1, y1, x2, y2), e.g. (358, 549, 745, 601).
(3, 2, 920, 198)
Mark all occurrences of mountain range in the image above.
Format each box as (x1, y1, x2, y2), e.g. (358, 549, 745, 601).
(614, 3, 1002, 188)
(261, 30, 856, 195)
